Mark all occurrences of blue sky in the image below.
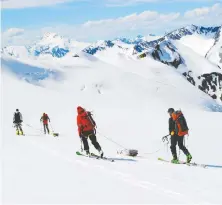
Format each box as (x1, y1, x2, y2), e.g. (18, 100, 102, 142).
(1, 0, 219, 30)
(1, 0, 222, 44)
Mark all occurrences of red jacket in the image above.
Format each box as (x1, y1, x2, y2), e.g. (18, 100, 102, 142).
(77, 106, 95, 135)
(41, 113, 50, 125)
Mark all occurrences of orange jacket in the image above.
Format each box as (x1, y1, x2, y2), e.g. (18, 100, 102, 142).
(171, 111, 188, 136)
(77, 106, 95, 135)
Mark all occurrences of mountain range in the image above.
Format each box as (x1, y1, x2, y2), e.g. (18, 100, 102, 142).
(1, 24, 222, 103)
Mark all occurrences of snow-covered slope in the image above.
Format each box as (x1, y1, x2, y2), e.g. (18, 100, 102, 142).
(206, 27, 222, 68)
(1, 46, 30, 59)
(138, 25, 220, 57)
(138, 40, 184, 68)
(174, 41, 222, 101)
(2, 53, 222, 204)
(179, 34, 215, 56)
(1, 25, 222, 104)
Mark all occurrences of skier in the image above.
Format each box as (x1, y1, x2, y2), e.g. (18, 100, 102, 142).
(13, 109, 24, 135)
(40, 113, 50, 134)
(168, 108, 192, 163)
(77, 106, 104, 157)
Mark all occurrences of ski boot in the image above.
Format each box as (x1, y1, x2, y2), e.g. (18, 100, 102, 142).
(16, 130, 19, 135)
(99, 149, 104, 158)
(86, 150, 91, 157)
(186, 154, 192, 163)
(171, 155, 179, 164)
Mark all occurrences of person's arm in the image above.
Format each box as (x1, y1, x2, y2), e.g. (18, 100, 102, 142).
(48, 116, 50, 122)
(77, 116, 83, 136)
(19, 113, 23, 122)
(40, 116, 43, 122)
(13, 113, 15, 123)
(169, 118, 175, 135)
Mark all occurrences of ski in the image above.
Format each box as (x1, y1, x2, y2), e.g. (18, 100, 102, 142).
(158, 157, 186, 164)
(76, 151, 100, 160)
(158, 157, 207, 168)
(90, 153, 115, 162)
(76, 151, 114, 162)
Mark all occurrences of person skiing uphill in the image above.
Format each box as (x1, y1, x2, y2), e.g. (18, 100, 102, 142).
(13, 109, 24, 135)
(77, 106, 104, 157)
(168, 108, 192, 164)
(40, 113, 50, 134)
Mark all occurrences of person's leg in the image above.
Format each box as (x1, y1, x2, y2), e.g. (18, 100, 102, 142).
(46, 124, 50, 134)
(81, 135, 90, 154)
(18, 124, 23, 135)
(43, 124, 46, 134)
(89, 133, 101, 151)
(178, 136, 189, 155)
(15, 123, 19, 135)
(170, 135, 178, 160)
(178, 136, 192, 162)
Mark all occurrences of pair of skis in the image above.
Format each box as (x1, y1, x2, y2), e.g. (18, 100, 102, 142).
(76, 151, 115, 162)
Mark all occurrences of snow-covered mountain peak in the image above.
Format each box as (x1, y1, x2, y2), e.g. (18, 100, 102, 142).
(36, 32, 70, 47)
(42, 32, 60, 39)
(83, 40, 115, 55)
(166, 25, 221, 40)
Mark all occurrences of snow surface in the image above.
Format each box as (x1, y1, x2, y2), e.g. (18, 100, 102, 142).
(206, 29, 222, 68)
(179, 34, 214, 56)
(1, 42, 222, 204)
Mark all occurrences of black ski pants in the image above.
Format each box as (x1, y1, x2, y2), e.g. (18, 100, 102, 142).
(43, 124, 50, 134)
(81, 130, 101, 152)
(15, 123, 23, 133)
(170, 135, 190, 158)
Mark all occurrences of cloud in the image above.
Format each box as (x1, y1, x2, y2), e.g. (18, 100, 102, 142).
(2, 3, 222, 45)
(105, 0, 218, 7)
(3, 28, 25, 37)
(82, 11, 180, 35)
(184, 3, 222, 18)
(1, 0, 79, 9)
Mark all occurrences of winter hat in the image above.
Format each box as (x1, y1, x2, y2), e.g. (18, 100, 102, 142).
(167, 108, 175, 114)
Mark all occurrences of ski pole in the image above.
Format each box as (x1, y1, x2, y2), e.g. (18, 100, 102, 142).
(162, 134, 170, 143)
(49, 122, 54, 133)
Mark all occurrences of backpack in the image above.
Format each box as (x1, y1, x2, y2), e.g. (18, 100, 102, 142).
(43, 114, 48, 121)
(14, 112, 22, 123)
(86, 112, 96, 128)
(174, 110, 189, 136)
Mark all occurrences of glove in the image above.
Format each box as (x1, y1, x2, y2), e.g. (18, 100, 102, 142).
(170, 131, 175, 136)
(21, 120, 23, 123)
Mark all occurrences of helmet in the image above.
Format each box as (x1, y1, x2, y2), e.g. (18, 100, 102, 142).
(167, 108, 175, 114)
(16, 109, 19, 112)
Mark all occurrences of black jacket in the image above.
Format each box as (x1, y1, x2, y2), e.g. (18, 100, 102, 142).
(13, 112, 23, 123)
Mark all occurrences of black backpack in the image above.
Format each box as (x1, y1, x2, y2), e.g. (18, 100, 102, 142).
(14, 112, 22, 123)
